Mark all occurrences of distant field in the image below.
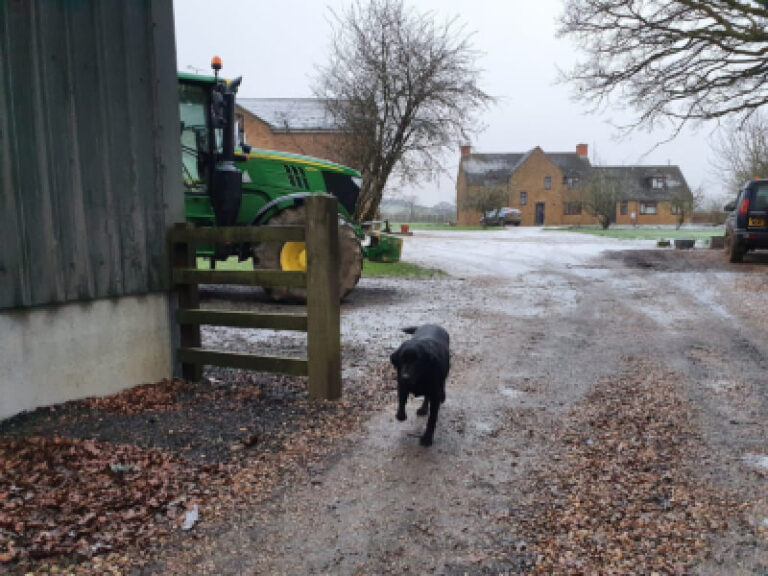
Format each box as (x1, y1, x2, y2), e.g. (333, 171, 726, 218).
(550, 226, 725, 242)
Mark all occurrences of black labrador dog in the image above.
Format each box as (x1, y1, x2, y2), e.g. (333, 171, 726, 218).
(390, 324, 450, 446)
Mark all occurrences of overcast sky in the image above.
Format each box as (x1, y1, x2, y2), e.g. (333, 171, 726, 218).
(173, 0, 726, 206)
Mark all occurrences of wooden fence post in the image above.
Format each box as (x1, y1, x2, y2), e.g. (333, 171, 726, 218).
(305, 195, 341, 400)
(172, 223, 202, 381)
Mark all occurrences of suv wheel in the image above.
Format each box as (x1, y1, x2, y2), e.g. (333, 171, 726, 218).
(725, 231, 744, 263)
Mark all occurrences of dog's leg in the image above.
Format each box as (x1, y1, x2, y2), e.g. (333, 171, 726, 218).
(420, 398, 440, 446)
(416, 396, 429, 416)
(396, 388, 408, 421)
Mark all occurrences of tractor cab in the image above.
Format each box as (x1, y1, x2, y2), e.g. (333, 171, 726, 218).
(178, 57, 242, 227)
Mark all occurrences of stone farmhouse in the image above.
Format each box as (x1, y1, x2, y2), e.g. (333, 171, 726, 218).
(456, 144, 693, 227)
(236, 98, 350, 167)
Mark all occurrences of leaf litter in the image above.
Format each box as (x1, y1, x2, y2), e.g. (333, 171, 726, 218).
(515, 358, 761, 575)
(0, 357, 395, 574)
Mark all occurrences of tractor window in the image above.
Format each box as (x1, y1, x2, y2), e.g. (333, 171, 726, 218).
(179, 83, 210, 193)
(322, 171, 361, 217)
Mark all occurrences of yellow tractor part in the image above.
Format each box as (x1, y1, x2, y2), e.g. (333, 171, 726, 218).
(280, 241, 307, 271)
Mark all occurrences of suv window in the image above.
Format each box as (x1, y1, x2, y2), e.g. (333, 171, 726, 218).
(754, 185, 768, 211)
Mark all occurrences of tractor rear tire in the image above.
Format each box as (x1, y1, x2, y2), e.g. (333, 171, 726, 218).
(253, 205, 363, 302)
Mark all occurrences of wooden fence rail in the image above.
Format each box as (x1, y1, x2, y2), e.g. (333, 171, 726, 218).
(168, 194, 341, 400)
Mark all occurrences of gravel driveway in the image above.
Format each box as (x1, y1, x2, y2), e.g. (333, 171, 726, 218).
(144, 227, 768, 575)
(6, 227, 765, 575)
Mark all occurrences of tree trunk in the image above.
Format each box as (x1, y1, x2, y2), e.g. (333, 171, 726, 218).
(356, 183, 384, 222)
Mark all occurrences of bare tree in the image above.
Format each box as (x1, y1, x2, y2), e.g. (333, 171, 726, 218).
(315, 0, 492, 222)
(461, 185, 507, 227)
(401, 194, 419, 222)
(581, 169, 625, 229)
(712, 112, 768, 193)
(700, 195, 730, 225)
(670, 185, 703, 229)
(558, 1, 768, 132)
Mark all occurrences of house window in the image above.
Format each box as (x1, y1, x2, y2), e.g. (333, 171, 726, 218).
(620, 201, 628, 216)
(640, 201, 657, 215)
(563, 201, 582, 215)
(651, 177, 665, 189)
(544, 176, 552, 190)
(520, 191, 527, 206)
(563, 176, 580, 189)
(235, 112, 246, 146)
(671, 204, 682, 215)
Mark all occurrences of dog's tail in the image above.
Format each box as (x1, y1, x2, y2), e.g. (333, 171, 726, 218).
(402, 326, 418, 335)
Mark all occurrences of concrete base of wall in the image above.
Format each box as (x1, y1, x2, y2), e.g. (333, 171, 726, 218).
(0, 293, 173, 421)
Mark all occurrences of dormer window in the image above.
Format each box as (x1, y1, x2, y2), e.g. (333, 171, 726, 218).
(651, 176, 666, 189)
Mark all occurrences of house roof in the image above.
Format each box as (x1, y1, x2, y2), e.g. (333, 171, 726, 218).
(461, 148, 690, 201)
(236, 98, 337, 132)
(595, 165, 691, 201)
(546, 153, 593, 179)
(461, 148, 591, 186)
(461, 153, 526, 186)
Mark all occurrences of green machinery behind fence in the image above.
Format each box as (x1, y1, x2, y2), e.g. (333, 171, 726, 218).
(178, 63, 401, 302)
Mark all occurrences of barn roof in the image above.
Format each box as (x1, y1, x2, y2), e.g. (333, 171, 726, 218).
(236, 98, 337, 132)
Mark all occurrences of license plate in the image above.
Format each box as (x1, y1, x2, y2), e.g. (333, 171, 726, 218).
(749, 217, 765, 227)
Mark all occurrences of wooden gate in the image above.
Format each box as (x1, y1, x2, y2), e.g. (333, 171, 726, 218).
(168, 195, 341, 400)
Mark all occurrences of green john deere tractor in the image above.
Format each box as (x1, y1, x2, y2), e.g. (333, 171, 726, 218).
(178, 58, 401, 301)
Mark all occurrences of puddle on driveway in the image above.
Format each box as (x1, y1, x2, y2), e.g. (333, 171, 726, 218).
(742, 453, 768, 470)
(472, 420, 494, 435)
(500, 387, 525, 400)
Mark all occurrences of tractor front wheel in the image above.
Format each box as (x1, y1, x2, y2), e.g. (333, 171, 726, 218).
(253, 205, 363, 302)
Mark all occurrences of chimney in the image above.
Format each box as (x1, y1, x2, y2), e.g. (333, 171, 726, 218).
(460, 143, 472, 156)
(576, 143, 588, 158)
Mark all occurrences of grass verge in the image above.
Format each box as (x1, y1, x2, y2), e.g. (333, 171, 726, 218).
(363, 260, 446, 278)
(549, 226, 724, 242)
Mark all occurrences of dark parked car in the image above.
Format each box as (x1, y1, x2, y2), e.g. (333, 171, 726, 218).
(480, 207, 522, 226)
(724, 179, 768, 262)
